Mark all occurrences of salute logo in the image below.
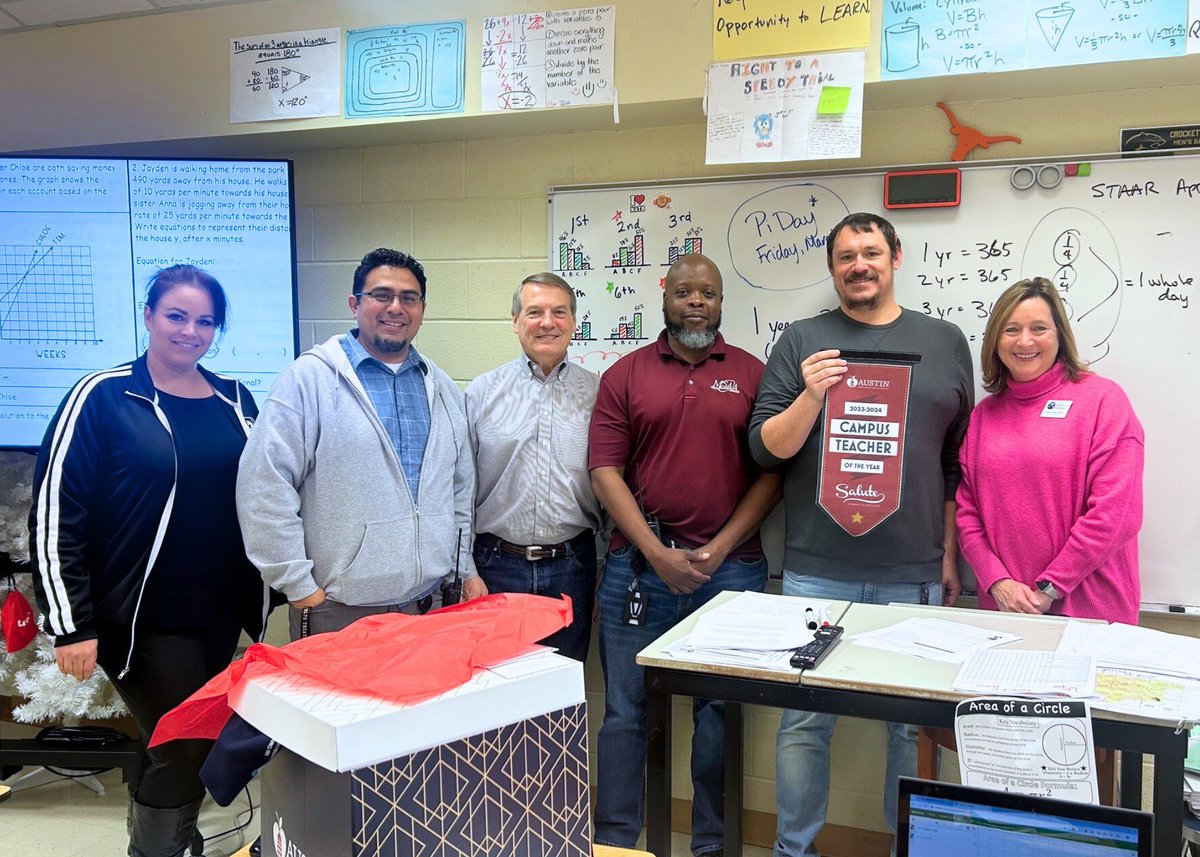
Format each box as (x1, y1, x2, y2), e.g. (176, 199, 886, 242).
(834, 483, 886, 504)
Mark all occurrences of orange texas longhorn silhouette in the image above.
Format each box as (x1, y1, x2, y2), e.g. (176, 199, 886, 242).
(936, 101, 1022, 162)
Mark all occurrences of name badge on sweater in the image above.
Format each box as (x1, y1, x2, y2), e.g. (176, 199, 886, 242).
(1040, 400, 1073, 418)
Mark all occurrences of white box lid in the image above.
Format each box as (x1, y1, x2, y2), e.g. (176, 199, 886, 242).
(232, 649, 585, 772)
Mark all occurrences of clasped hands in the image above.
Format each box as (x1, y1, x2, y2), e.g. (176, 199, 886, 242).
(989, 578, 1053, 614)
(646, 542, 727, 595)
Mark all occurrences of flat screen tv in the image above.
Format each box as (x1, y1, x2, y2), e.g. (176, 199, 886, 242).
(0, 156, 298, 448)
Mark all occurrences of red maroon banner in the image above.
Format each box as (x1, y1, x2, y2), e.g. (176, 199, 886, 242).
(818, 360, 913, 536)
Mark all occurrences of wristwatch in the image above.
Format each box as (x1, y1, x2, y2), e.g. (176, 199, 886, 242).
(1036, 580, 1061, 600)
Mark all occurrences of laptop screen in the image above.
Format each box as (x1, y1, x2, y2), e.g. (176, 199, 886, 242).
(897, 777, 1153, 857)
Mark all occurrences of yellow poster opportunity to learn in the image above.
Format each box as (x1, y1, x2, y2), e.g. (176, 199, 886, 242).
(713, 0, 870, 62)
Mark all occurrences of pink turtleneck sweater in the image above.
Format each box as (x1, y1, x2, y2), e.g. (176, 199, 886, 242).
(956, 362, 1144, 624)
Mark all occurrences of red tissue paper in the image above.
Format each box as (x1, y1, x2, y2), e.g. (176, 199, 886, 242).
(150, 592, 572, 747)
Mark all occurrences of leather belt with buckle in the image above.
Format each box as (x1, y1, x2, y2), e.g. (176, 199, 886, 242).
(484, 530, 593, 562)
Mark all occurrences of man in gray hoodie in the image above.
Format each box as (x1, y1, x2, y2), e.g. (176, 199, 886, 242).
(237, 248, 486, 639)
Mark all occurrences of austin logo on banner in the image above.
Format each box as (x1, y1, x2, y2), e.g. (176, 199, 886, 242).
(817, 354, 917, 536)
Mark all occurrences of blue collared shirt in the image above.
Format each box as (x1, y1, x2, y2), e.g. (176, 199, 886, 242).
(341, 331, 430, 500)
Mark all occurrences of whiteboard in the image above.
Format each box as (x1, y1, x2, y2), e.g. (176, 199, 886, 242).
(550, 154, 1199, 609)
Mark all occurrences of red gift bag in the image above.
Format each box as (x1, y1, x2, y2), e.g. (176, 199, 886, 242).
(1, 587, 37, 653)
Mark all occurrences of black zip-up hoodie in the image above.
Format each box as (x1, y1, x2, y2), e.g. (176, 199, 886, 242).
(28, 354, 269, 678)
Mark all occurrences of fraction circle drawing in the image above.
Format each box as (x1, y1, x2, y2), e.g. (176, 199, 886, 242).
(1022, 208, 1122, 365)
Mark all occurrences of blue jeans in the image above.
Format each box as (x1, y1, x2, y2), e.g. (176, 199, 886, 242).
(774, 573, 942, 857)
(473, 535, 596, 662)
(594, 544, 768, 856)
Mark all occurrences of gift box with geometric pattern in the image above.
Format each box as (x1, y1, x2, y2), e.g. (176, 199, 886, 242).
(237, 651, 589, 857)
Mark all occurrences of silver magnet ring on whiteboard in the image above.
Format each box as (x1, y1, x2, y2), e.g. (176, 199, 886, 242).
(1036, 164, 1063, 189)
(1010, 166, 1037, 191)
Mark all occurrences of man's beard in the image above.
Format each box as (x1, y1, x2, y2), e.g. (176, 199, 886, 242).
(664, 310, 720, 351)
(372, 333, 408, 354)
(839, 276, 882, 312)
(843, 293, 882, 312)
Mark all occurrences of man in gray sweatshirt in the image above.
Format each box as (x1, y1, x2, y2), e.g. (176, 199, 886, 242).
(237, 248, 486, 639)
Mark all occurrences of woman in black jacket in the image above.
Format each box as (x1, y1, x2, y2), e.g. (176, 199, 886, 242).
(29, 265, 268, 857)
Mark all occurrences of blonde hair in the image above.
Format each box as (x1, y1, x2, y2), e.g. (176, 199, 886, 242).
(980, 277, 1087, 394)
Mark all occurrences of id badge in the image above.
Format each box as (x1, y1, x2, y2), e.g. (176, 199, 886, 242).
(1041, 399, 1072, 418)
(623, 577, 647, 626)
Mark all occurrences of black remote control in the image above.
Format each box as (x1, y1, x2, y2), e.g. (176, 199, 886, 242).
(790, 625, 844, 670)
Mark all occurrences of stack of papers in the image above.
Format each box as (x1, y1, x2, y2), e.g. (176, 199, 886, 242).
(1186, 776, 1200, 819)
(1059, 620, 1200, 678)
(949, 619, 1200, 718)
(1057, 621, 1200, 721)
(952, 649, 1096, 697)
(662, 591, 830, 671)
(850, 617, 1020, 663)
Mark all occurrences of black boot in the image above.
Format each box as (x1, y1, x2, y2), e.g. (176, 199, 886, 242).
(126, 788, 136, 857)
(129, 797, 204, 857)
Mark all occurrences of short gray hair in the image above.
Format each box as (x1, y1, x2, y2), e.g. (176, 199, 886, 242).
(511, 272, 576, 316)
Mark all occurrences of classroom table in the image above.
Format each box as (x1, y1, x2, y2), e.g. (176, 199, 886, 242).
(0, 736, 141, 784)
(637, 593, 1189, 857)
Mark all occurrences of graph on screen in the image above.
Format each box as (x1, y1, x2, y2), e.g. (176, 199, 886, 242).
(0, 243, 99, 344)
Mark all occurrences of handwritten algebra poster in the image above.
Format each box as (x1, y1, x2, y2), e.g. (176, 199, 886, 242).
(713, 0, 870, 61)
(345, 21, 465, 118)
(705, 52, 864, 165)
(230, 28, 340, 123)
(882, 0, 1188, 81)
(482, 6, 615, 111)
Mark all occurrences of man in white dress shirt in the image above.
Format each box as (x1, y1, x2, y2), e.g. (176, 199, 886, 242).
(465, 272, 602, 661)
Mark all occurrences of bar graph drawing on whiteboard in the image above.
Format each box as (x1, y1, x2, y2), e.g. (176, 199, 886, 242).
(0, 243, 101, 344)
(606, 310, 647, 343)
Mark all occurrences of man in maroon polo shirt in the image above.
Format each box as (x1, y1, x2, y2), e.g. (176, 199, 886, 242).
(588, 253, 781, 856)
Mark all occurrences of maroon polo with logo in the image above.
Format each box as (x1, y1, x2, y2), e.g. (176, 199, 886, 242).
(589, 330, 766, 558)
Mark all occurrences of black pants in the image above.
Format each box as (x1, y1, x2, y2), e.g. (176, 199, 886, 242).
(108, 624, 242, 808)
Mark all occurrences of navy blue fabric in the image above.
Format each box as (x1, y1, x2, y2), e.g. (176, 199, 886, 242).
(200, 713, 279, 807)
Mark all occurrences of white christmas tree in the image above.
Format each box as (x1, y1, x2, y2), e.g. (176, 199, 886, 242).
(0, 450, 127, 723)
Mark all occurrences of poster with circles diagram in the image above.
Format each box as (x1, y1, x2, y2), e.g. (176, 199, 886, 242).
(954, 698, 1098, 803)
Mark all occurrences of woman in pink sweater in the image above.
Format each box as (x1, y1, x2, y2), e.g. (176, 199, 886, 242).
(956, 277, 1144, 625)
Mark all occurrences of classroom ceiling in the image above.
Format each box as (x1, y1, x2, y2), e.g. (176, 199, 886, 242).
(0, 0, 269, 34)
